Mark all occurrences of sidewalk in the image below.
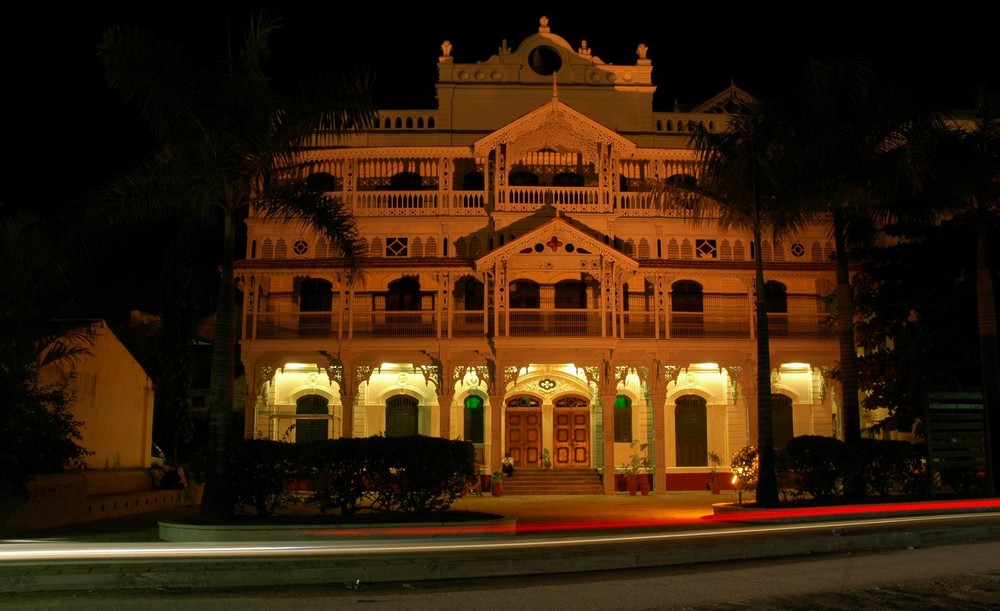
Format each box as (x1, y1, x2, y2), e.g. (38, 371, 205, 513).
(2, 492, 1000, 594)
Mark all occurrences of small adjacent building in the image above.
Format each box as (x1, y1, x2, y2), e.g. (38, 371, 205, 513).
(38, 320, 155, 470)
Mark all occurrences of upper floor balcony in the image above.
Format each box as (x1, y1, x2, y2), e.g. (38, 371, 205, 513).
(244, 292, 835, 342)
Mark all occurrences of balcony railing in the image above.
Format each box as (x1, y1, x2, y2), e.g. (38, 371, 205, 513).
(244, 296, 835, 340)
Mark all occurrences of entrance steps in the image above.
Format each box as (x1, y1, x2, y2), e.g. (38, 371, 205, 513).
(499, 468, 604, 495)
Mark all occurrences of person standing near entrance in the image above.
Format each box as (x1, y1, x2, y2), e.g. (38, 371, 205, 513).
(502, 451, 515, 478)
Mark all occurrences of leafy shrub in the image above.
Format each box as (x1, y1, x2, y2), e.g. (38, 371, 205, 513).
(365, 435, 476, 513)
(301, 438, 370, 516)
(730, 445, 758, 493)
(229, 438, 299, 515)
(854, 439, 926, 496)
(784, 435, 847, 499)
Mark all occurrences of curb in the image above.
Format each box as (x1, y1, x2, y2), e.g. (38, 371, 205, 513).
(3, 521, 1000, 594)
(158, 516, 518, 541)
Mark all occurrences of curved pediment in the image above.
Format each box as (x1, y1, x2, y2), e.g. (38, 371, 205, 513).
(475, 217, 638, 273)
(473, 99, 637, 164)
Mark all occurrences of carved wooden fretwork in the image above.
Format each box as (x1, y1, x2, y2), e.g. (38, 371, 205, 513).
(663, 365, 682, 387)
(505, 121, 603, 168)
(723, 364, 743, 403)
(474, 101, 636, 160)
(416, 364, 441, 389)
(580, 365, 601, 389)
(504, 366, 521, 388)
(614, 365, 631, 388)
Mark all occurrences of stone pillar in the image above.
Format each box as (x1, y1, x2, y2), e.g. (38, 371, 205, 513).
(437, 393, 455, 439)
(601, 391, 617, 494)
(338, 389, 356, 439)
(489, 393, 505, 474)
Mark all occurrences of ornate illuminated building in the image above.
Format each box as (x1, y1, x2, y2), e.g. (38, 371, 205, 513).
(234, 17, 840, 492)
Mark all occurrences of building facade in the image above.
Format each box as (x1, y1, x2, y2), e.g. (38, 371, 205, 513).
(234, 18, 841, 492)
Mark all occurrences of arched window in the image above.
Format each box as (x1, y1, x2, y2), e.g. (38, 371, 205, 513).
(298, 278, 332, 337)
(772, 394, 794, 449)
(554, 279, 585, 309)
(385, 395, 418, 437)
(510, 280, 540, 308)
(614, 395, 632, 443)
(552, 172, 584, 186)
(295, 395, 329, 443)
(387, 277, 421, 311)
(457, 276, 485, 310)
(671, 280, 704, 337)
(675, 395, 707, 466)
(463, 395, 485, 444)
(463, 171, 484, 190)
(765, 281, 788, 337)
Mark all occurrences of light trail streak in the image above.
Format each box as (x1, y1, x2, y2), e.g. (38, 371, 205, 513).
(1, 511, 998, 563)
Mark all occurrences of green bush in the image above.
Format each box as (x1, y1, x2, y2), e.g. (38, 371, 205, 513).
(855, 439, 926, 497)
(730, 445, 758, 493)
(784, 435, 847, 499)
(365, 436, 477, 513)
(229, 438, 299, 515)
(301, 438, 370, 516)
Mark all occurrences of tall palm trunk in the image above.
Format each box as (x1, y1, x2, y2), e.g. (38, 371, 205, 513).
(752, 212, 779, 506)
(200, 210, 238, 521)
(833, 211, 862, 448)
(975, 206, 1000, 496)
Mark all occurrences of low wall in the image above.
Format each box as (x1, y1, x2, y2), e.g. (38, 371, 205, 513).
(1, 469, 200, 535)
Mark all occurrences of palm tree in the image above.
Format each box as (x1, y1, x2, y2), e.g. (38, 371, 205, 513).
(779, 57, 939, 475)
(680, 99, 808, 507)
(920, 89, 1000, 494)
(90, 12, 376, 521)
(0, 212, 94, 499)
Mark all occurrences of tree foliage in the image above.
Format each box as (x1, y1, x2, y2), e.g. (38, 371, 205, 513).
(854, 220, 986, 433)
(93, 11, 376, 521)
(0, 213, 92, 501)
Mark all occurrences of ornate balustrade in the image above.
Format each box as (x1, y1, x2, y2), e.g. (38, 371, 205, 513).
(244, 295, 834, 340)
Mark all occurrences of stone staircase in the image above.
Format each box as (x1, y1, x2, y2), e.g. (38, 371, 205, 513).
(497, 468, 604, 495)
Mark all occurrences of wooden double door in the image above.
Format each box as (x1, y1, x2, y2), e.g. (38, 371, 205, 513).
(505, 408, 590, 468)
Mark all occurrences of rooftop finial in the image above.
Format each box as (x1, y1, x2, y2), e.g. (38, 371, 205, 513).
(552, 72, 558, 99)
(539, 16, 550, 33)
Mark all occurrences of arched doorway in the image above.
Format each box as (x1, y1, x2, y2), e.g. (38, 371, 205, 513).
(675, 395, 707, 466)
(505, 395, 541, 467)
(772, 394, 794, 449)
(553, 395, 590, 467)
(295, 395, 329, 443)
(385, 395, 418, 437)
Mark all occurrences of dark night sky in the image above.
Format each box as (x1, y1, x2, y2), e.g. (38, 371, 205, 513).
(4, 6, 995, 214)
(1, 6, 995, 320)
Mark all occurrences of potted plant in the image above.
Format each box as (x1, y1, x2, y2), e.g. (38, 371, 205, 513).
(708, 451, 724, 494)
(490, 471, 503, 496)
(541, 448, 552, 469)
(621, 441, 649, 495)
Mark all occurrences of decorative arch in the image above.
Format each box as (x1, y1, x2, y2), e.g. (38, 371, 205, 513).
(295, 394, 330, 444)
(772, 393, 794, 449)
(674, 394, 707, 467)
(385, 394, 418, 437)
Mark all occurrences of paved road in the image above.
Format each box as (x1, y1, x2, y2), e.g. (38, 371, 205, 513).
(3, 492, 1000, 596)
(3, 538, 999, 609)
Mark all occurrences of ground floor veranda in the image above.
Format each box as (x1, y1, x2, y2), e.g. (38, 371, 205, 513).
(241, 340, 840, 493)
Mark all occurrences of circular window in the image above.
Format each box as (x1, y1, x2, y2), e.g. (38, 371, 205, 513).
(790, 242, 805, 258)
(528, 46, 562, 76)
(534, 243, 545, 252)
(292, 239, 309, 256)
